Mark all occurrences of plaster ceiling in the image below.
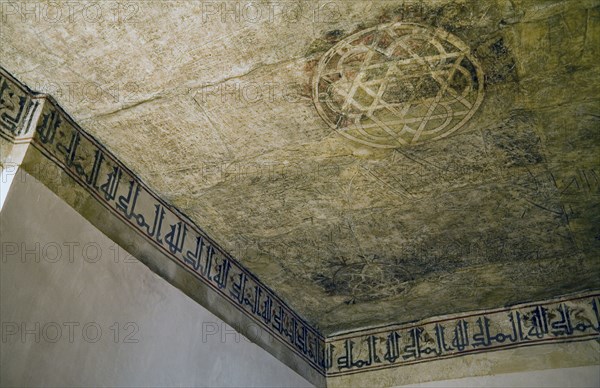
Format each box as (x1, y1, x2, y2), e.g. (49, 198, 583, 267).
(2, 0, 599, 335)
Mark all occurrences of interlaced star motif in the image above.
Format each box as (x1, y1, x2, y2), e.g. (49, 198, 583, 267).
(313, 22, 485, 148)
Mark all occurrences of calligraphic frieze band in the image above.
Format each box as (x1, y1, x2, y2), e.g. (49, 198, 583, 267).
(0, 72, 41, 140)
(324, 292, 600, 376)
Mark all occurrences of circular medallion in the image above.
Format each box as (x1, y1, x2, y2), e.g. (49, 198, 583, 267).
(313, 22, 485, 148)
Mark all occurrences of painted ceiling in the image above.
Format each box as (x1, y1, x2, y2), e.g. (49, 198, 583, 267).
(2, 0, 599, 335)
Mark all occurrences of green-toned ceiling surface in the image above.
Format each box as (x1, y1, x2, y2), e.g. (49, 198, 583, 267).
(2, 0, 598, 334)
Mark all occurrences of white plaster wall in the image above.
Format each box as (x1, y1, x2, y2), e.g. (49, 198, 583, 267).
(398, 365, 600, 388)
(0, 171, 312, 387)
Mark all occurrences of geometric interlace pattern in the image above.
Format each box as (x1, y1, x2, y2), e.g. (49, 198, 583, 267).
(313, 22, 485, 148)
